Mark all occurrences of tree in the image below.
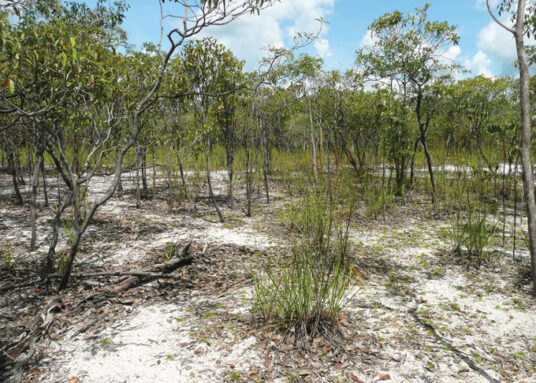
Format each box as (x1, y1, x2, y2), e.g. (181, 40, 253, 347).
(357, 3, 459, 202)
(179, 37, 244, 222)
(287, 54, 323, 182)
(487, 0, 536, 295)
(0, 0, 275, 289)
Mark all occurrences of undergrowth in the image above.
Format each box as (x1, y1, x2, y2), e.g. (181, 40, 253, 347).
(252, 190, 356, 343)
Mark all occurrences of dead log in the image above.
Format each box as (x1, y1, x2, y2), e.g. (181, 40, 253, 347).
(109, 241, 193, 293)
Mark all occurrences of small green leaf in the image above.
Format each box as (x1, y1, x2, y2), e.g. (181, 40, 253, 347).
(70, 36, 76, 48)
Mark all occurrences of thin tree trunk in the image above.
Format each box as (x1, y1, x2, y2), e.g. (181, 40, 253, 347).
(308, 98, 318, 182)
(141, 146, 148, 197)
(245, 145, 252, 217)
(30, 150, 44, 251)
(513, 0, 536, 295)
(513, 155, 519, 261)
(8, 152, 23, 206)
(176, 137, 187, 198)
(43, 192, 72, 275)
(340, 134, 360, 175)
(261, 120, 270, 204)
(206, 146, 224, 223)
(224, 138, 235, 208)
(488, 0, 536, 293)
(421, 136, 436, 204)
(41, 158, 48, 207)
(409, 137, 421, 189)
(135, 146, 141, 209)
(152, 146, 156, 195)
(415, 90, 436, 203)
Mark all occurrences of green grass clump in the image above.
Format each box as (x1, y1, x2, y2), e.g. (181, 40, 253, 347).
(449, 206, 497, 265)
(252, 191, 355, 341)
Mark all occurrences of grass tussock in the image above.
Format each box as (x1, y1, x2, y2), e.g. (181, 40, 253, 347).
(252, 191, 356, 342)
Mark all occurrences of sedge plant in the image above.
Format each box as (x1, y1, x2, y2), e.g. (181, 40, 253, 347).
(252, 190, 355, 342)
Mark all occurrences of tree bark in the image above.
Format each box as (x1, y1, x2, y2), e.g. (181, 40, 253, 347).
(141, 146, 148, 197)
(308, 98, 318, 182)
(245, 144, 252, 217)
(30, 150, 44, 251)
(512, 0, 536, 295)
(135, 146, 141, 209)
(8, 152, 23, 206)
(41, 158, 48, 207)
(415, 91, 436, 203)
(409, 137, 421, 189)
(176, 137, 187, 199)
(206, 142, 224, 223)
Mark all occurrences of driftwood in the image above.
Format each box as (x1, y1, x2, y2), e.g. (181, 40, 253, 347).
(108, 241, 193, 293)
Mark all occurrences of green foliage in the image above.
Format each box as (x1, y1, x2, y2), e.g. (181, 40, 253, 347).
(57, 252, 67, 275)
(163, 241, 181, 261)
(450, 207, 498, 264)
(1, 243, 15, 268)
(364, 184, 395, 219)
(252, 191, 355, 340)
(61, 216, 75, 246)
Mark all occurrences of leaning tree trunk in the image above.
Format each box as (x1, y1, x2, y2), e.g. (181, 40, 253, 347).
(421, 135, 436, 204)
(409, 137, 421, 189)
(415, 90, 436, 203)
(513, 0, 536, 295)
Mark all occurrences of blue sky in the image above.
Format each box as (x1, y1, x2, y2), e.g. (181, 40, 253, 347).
(100, 0, 517, 77)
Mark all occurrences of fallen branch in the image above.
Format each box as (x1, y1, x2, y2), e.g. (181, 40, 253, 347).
(0, 242, 199, 293)
(109, 241, 194, 293)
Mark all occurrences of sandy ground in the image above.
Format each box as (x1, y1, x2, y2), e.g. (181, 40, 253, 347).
(1, 170, 535, 383)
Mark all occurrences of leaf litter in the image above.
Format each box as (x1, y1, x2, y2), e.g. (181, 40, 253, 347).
(1, 172, 535, 382)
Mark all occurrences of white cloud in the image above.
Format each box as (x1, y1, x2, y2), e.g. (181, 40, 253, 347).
(475, 0, 499, 11)
(314, 38, 332, 58)
(463, 51, 493, 77)
(443, 45, 461, 61)
(464, 17, 536, 77)
(193, 0, 334, 69)
(359, 30, 377, 50)
(477, 20, 517, 74)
